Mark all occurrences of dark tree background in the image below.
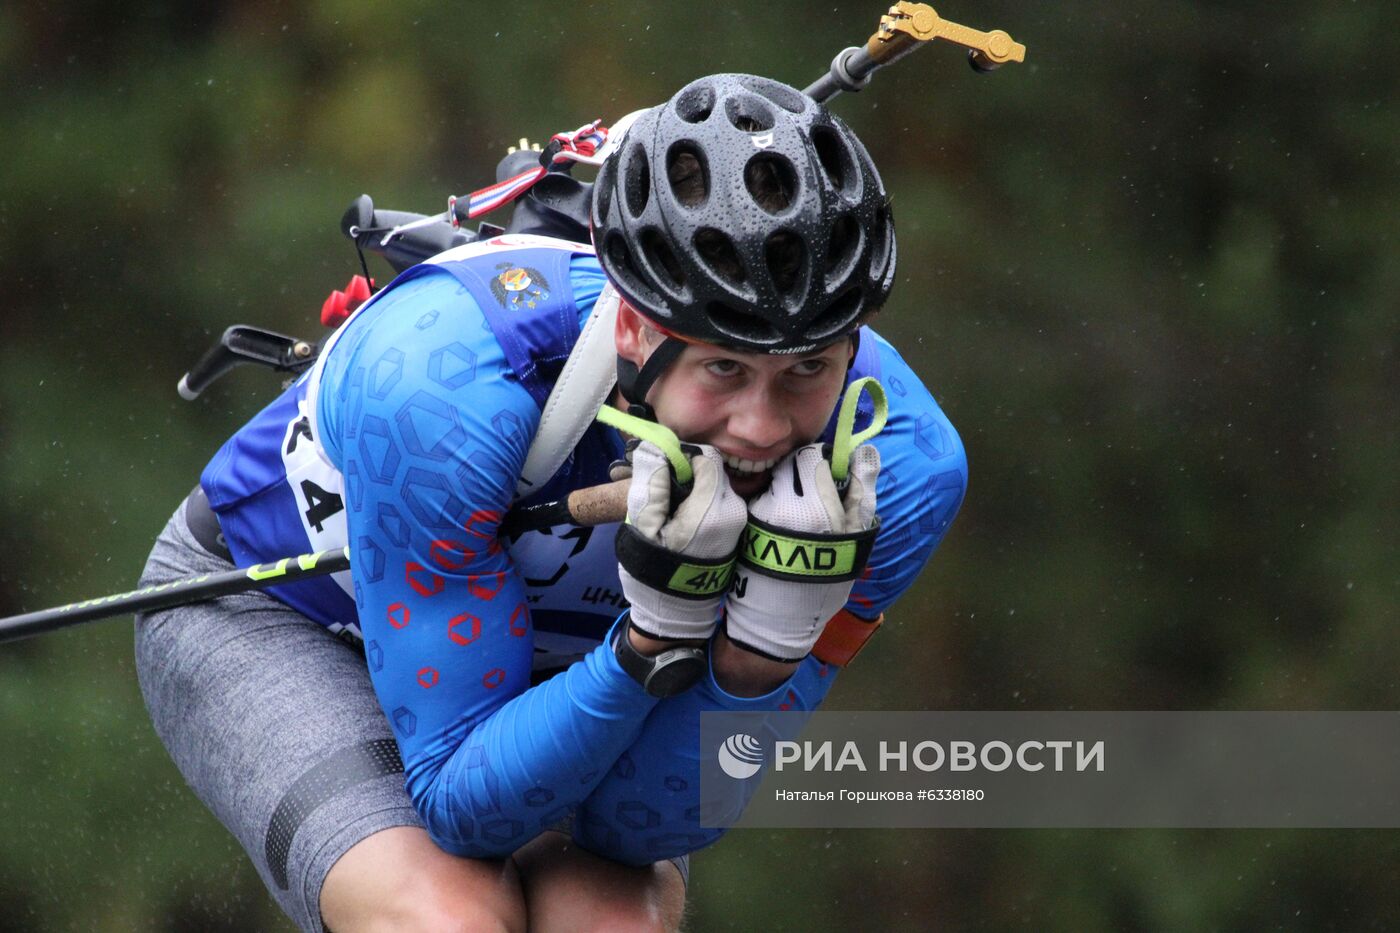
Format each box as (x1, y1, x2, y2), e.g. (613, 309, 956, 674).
(1, 2, 1396, 929)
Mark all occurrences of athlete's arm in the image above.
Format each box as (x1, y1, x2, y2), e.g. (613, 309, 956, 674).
(317, 269, 658, 859)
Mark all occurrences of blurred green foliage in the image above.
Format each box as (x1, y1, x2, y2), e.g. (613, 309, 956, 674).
(1, 1, 1396, 929)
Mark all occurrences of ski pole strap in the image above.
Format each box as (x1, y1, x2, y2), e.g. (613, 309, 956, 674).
(615, 524, 738, 600)
(738, 516, 880, 583)
(830, 376, 888, 483)
(595, 404, 692, 486)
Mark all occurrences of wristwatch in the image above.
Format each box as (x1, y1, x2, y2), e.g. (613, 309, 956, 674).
(612, 613, 708, 698)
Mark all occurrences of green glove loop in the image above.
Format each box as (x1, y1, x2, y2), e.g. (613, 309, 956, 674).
(829, 376, 888, 483)
(595, 404, 693, 485)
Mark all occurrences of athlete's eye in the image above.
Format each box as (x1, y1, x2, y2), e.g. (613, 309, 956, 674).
(704, 359, 742, 377)
(790, 359, 828, 377)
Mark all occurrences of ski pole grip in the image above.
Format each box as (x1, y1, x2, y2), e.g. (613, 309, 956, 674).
(498, 478, 630, 537)
(566, 477, 629, 527)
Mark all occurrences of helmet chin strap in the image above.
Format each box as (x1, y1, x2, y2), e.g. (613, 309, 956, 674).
(616, 337, 686, 420)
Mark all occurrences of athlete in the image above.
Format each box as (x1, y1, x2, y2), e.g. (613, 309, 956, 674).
(134, 73, 967, 932)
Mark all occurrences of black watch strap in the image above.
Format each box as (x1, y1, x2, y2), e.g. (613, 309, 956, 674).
(612, 614, 708, 698)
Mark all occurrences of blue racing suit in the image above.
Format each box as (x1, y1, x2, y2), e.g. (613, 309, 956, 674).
(199, 234, 967, 864)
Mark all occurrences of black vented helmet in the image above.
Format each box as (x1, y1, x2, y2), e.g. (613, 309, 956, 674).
(592, 74, 896, 354)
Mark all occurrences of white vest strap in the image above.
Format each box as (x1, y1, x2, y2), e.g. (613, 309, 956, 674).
(516, 283, 619, 496)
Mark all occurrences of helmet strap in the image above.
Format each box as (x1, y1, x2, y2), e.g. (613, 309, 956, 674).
(616, 337, 686, 421)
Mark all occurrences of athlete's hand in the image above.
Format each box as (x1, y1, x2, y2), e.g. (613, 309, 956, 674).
(724, 443, 880, 661)
(616, 441, 747, 642)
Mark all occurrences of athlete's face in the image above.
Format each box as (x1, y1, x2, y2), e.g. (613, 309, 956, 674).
(615, 304, 854, 498)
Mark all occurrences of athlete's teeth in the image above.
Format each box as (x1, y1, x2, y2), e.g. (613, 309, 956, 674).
(724, 455, 776, 474)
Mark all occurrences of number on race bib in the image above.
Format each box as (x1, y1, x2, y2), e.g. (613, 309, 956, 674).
(301, 479, 344, 533)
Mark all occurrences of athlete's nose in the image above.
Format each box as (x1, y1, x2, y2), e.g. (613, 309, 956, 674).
(725, 384, 791, 453)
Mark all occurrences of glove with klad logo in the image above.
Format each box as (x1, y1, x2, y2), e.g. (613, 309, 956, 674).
(723, 443, 880, 661)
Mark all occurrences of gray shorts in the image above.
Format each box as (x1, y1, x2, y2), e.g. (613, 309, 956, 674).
(134, 498, 686, 932)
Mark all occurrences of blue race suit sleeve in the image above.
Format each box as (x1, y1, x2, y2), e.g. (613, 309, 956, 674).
(572, 331, 966, 864)
(316, 269, 658, 857)
(848, 330, 967, 617)
(573, 651, 836, 863)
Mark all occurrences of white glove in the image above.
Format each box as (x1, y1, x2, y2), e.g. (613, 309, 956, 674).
(724, 443, 880, 661)
(616, 441, 748, 641)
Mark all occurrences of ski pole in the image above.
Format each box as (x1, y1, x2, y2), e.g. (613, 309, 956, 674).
(0, 548, 351, 645)
(804, 2, 1025, 102)
(0, 478, 630, 645)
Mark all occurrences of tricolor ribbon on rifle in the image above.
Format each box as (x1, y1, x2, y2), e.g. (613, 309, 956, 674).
(465, 120, 608, 218)
(379, 120, 609, 245)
